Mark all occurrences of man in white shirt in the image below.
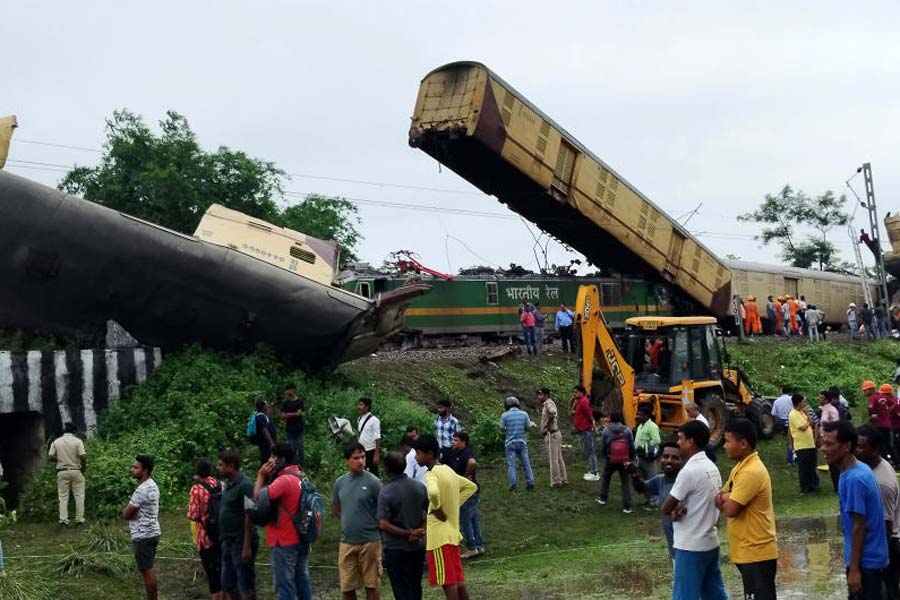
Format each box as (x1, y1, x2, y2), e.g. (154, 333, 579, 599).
(357, 396, 382, 476)
(402, 427, 427, 485)
(771, 386, 795, 465)
(662, 420, 727, 600)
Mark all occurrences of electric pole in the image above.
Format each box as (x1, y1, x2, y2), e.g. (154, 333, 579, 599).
(861, 163, 891, 305)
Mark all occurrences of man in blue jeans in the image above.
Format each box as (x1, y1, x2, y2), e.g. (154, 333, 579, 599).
(500, 396, 536, 492)
(217, 450, 259, 600)
(254, 443, 313, 600)
(662, 420, 727, 600)
(446, 432, 485, 558)
(281, 385, 305, 468)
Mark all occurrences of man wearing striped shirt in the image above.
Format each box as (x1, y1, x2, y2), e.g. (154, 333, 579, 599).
(500, 397, 536, 492)
(434, 399, 460, 463)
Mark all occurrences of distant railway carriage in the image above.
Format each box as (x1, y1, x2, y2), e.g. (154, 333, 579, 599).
(341, 273, 672, 338)
(726, 260, 875, 326)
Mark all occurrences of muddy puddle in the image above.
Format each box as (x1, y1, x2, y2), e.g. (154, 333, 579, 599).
(773, 516, 846, 599)
(502, 516, 848, 599)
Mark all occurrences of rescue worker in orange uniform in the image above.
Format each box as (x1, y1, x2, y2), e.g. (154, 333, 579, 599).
(787, 295, 800, 335)
(774, 297, 784, 335)
(743, 296, 762, 336)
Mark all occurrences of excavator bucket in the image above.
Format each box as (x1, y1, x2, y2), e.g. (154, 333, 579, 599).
(0, 115, 16, 169)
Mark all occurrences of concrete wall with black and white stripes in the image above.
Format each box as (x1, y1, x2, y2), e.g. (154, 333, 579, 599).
(0, 347, 161, 437)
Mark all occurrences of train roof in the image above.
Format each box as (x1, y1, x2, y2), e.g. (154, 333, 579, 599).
(423, 61, 724, 264)
(626, 316, 717, 328)
(724, 259, 868, 284)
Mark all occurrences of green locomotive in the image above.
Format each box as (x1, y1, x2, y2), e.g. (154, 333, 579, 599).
(340, 270, 672, 341)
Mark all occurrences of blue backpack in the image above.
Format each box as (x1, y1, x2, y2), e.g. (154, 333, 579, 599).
(281, 471, 325, 543)
(246, 412, 262, 443)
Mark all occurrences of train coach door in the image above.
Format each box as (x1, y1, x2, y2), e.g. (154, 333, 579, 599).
(664, 232, 685, 279)
(784, 277, 799, 298)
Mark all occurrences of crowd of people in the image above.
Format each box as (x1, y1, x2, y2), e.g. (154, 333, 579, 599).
(741, 293, 895, 342)
(518, 298, 577, 356)
(29, 364, 900, 600)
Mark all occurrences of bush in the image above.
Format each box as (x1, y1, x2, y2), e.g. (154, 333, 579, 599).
(730, 340, 900, 407)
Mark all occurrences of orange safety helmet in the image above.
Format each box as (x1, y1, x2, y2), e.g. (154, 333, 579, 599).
(880, 384, 895, 395)
(862, 380, 877, 391)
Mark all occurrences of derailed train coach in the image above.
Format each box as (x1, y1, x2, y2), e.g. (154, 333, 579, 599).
(341, 269, 672, 340)
(0, 172, 429, 369)
(408, 62, 874, 327)
(409, 61, 732, 318)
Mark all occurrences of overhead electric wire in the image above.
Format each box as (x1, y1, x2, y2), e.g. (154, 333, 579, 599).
(14, 138, 103, 153)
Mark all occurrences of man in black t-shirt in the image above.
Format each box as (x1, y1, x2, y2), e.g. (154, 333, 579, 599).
(445, 432, 485, 558)
(254, 400, 277, 464)
(281, 384, 305, 467)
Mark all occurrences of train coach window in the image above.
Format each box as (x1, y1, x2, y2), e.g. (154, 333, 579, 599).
(486, 282, 499, 305)
(356, 281, 372, 298)
(600, 283, 622, 307)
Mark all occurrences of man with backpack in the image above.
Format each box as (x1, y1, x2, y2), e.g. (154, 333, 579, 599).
(188, 458, 224, 600)
(247, 400, 277, 464)
(595, 413, 635, 513)
(253, 443, 317, 600)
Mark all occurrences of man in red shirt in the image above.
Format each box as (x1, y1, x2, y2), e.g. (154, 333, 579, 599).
(571, 386, 599, 481)
(254, 444, 312, 600)
(520, 305, 537, 355)
(868, 383, 899, 464)
(187, 458, 224, 600)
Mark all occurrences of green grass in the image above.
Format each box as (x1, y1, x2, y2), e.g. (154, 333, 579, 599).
(5, 339, 881, 598)
(3, 433, 847, 599)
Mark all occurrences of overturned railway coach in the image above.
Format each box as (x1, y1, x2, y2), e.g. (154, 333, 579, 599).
(341, 271, 672, 339)
(409, 61, 733, 318)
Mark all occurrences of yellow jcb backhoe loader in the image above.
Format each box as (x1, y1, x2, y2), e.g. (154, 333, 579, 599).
(575, 284, 774, 443)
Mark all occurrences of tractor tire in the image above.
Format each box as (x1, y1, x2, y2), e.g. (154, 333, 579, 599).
(747, 397, 775, 439)
(699, 394, 728, 446)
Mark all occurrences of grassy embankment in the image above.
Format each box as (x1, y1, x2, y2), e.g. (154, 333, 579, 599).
(2, 339, 900, 599)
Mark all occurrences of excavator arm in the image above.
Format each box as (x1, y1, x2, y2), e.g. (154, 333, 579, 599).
(576, 284, 635, 420)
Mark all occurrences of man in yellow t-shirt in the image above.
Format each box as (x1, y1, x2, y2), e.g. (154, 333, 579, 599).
(414, 433, 476, 599)
(789, 394, 820, 494)
(716, 418, 778, 600)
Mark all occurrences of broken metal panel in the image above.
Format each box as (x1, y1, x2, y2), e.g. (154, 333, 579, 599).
(0, 172, 428, 369)
(194, 203, 341, 286)
(0, 115, 16, 169)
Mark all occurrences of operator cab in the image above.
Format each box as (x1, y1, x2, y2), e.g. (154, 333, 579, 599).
(624, 317, 722, 393)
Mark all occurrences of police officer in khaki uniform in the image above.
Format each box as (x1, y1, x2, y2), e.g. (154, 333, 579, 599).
(48, 423, 86, 526)
(538, 388, 568, 488)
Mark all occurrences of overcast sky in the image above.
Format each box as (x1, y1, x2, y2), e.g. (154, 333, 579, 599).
(5, 2, 899, 275)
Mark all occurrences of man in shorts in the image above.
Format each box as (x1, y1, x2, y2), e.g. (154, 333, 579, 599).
(122, 454, 161, 600)
(332, 442, 383, 600)
(414, 433, 477, 599)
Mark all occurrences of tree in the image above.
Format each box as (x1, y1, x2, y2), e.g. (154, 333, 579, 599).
(59, 110, 362, 262)
(737, 185, 849, 270)
(280, 196, 362, 263)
